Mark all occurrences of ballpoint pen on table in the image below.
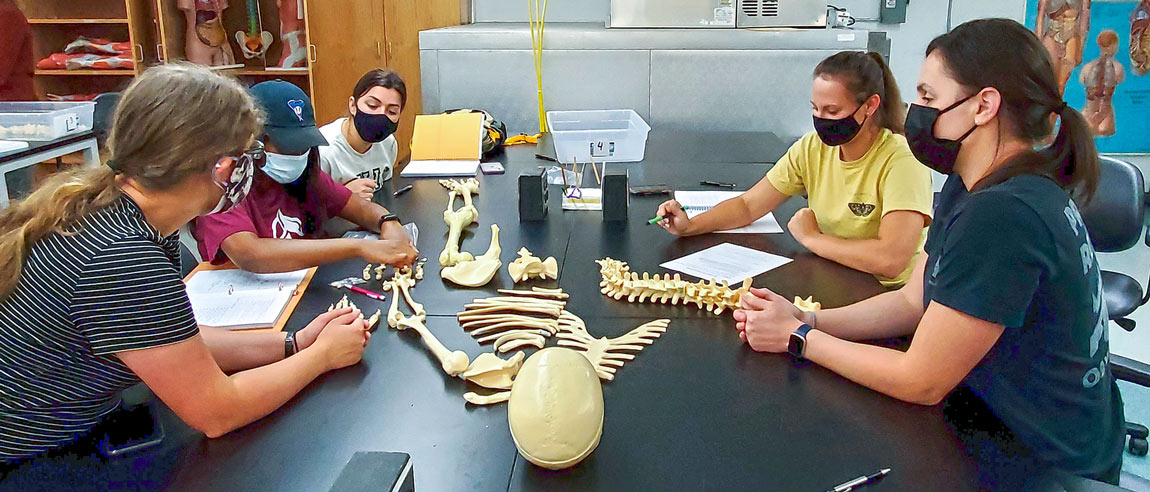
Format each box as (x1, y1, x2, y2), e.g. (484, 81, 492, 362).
(700, 180, 736, 189)
(823, 468, 890, 492)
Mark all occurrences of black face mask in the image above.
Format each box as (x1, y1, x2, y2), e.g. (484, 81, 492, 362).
(352, 107, 399, 143)
(904, 95, 977, 175)
(813, 104, 868, 147)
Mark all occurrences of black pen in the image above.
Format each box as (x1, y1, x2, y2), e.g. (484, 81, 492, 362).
(824, 468, 890, 492)
(700, 180, 736, 189)
(393, 184, 414, 197)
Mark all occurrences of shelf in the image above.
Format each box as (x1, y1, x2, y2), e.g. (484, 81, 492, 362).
(27, 18, 130, 25)
(223, 68, 312, 76)
(35, 69, 136, 76)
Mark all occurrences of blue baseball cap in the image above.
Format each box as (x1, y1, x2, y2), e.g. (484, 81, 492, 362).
(250, 80, 327, 155)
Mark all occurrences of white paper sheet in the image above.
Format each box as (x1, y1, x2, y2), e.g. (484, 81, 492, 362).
(185, 268, 308, 329)
(659, 243, 792, 284)
(561, 187, 602, 211)
(674, 190, 784, 234)
(185, 268, 308, 295)
(187, 289, 295, 329)
(399, 160, 480, 178)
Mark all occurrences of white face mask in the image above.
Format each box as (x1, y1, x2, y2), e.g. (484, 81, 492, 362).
(263, 150, 310, 184)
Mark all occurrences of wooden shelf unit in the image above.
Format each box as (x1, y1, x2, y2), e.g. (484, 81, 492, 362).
(27, 18, 131, 24)
(15, 0, 156, 99)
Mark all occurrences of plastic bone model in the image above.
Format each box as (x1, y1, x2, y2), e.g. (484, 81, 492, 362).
(792, 296, 821, 312)
(507, 348, 603, 470)
(382, 266, 470, 376)
(326, 295, 382, 329)
(507, 248, 558, 283)
(438, 179, 480, 267)
(556, 310, 669, 381)
(596, 258, 752, 315)
(457, 288, 567, 353)
(461, 351, 525, 391)
(441, 224, 502, 287)
(465, 348, 605, 470)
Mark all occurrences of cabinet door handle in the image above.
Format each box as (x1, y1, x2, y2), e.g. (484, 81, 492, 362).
(156, 43, 165, 63)
(376, 41, 382, 58)
(134, 44, 144, 63)
(308, 44, 318, 64)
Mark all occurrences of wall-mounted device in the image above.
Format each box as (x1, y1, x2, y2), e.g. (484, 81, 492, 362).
(609, 0, 827, 29)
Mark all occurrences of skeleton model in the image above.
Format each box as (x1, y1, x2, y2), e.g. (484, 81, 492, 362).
(596, 258, 752, 315)
(793, 296, 821, 312)
(507, 248, 558, 283)
(327, 295, 382, 329)
(556, 311, 669, 382)
(457, 288, 567, 355)
(441, 225, 502, 287)
(382, 266, 470, 376)
(439, 179, 480, 267)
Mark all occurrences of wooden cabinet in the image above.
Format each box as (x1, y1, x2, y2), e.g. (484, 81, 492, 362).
(307, 0, 462, 157)
(149, 0, 462, 158)
(14, 0, 157, 99)
(17, 0, 462, 157)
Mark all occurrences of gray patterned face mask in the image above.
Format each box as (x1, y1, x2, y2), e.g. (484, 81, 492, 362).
(209, 141, 264, 214)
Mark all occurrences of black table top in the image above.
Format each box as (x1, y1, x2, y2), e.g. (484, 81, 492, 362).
(9, 131, 1010, 492)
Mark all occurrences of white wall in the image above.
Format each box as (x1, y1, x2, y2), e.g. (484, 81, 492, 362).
(468, 0, 1030, 104)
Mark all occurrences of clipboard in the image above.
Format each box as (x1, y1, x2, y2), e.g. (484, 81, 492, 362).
(182, 262, 317, 332)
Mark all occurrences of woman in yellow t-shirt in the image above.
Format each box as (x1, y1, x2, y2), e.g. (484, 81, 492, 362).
(656, 51, 934, 287)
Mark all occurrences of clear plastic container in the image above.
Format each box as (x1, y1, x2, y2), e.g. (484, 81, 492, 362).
(546, 109, 651, 163)
(0, 102, 95, 141)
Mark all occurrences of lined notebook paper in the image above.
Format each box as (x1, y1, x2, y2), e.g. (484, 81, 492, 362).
(674, 190, 784, 234)
(185, 269, 309, 330)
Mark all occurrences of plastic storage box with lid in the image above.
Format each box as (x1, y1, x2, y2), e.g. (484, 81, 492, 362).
(546, 109, 651, 163)
(0, 102, 95, 141)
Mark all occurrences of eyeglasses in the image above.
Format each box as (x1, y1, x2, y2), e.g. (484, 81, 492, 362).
(234, 140, 267, 169)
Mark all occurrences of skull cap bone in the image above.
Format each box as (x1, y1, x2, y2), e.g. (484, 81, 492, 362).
(508, 347, 604, 470)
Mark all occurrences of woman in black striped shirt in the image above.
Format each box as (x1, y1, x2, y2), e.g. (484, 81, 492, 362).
(0, 64, 373, 468)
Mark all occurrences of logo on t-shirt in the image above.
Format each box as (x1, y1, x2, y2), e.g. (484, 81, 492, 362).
(848, 203, 876, 217)
(272, 210, 303, 239)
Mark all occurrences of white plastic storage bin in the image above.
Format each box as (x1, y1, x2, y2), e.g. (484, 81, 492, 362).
(0, 102, 96, 141)
(546, 109, 651, 163)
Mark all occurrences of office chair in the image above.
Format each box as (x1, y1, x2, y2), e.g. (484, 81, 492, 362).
(1080, 156, 1150, 462)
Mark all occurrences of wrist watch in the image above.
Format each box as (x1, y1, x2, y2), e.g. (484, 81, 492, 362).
(284, 331, 298, 358)
(787, 324, 814, 359)
(376, 213, 400, 233)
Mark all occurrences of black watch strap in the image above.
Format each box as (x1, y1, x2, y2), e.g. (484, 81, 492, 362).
(787, 323, 814, 359)
(284, 331, 298, 358)
(377, 213, 400, 232)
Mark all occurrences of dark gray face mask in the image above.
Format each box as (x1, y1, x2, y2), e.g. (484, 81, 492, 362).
(812, 103, 868, 147)
(904, 95, 977, 174)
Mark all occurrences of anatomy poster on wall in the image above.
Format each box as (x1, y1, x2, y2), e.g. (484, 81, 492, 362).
(1027, 0, 1150, 153)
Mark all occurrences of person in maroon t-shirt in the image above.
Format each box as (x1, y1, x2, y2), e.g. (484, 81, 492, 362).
(193, 80, 416, 273)
(0, 0, 35, 101)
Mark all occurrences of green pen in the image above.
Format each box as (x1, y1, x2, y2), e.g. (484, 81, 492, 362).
(648, 215, 667, 225)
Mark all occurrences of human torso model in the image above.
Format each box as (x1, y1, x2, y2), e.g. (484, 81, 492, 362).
(179, 0, 237, 67)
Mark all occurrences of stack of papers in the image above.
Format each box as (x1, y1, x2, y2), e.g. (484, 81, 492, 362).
(675, 190, 784, 234)
(660, 243, 792, 284)
(185, 269, 309, 330)
(401, 113, 483, 177)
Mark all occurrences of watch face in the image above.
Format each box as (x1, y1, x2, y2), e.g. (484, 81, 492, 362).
(787, 333, 805, 358)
